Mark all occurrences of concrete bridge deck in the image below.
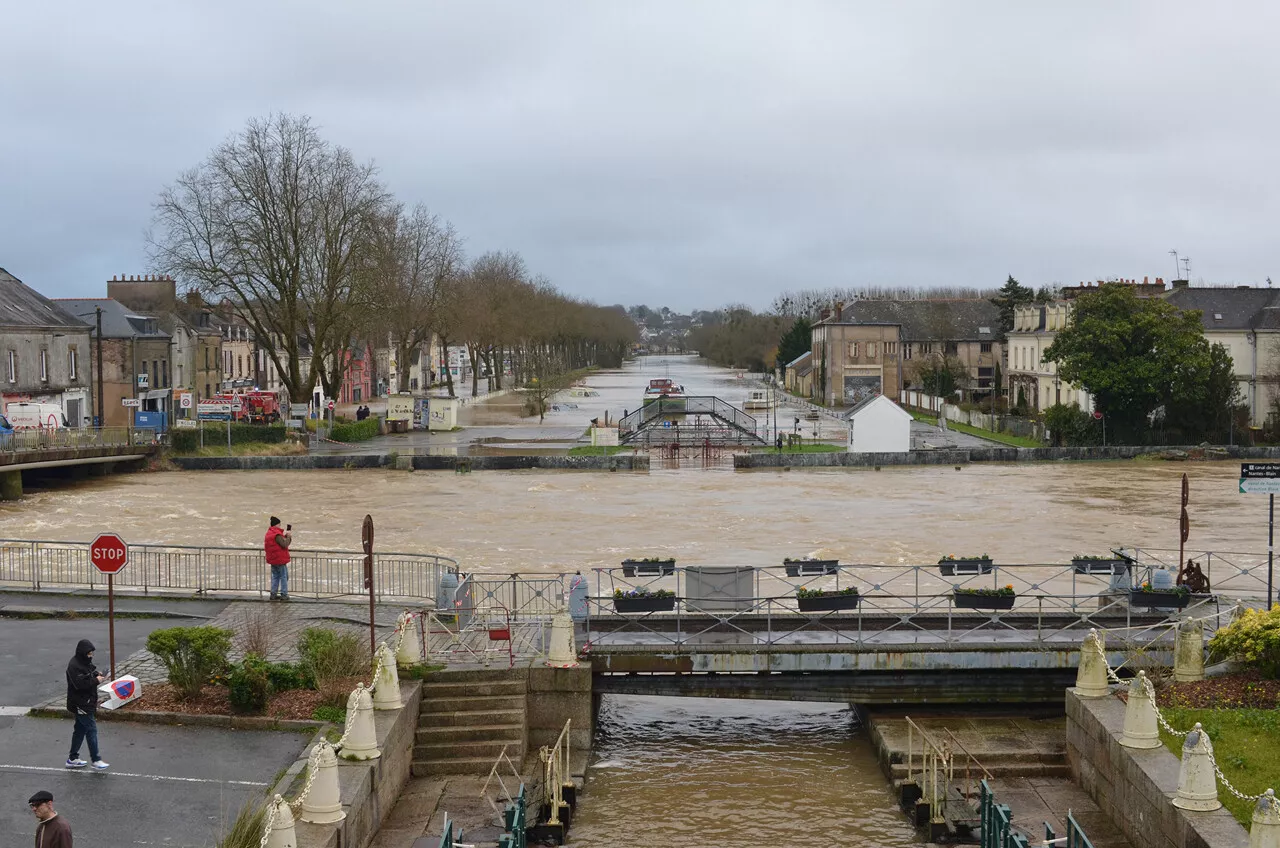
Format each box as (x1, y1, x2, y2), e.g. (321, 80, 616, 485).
(0, 427, 158, 498)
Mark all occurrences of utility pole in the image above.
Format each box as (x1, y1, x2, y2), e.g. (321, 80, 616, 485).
(95, 306, 104, 428)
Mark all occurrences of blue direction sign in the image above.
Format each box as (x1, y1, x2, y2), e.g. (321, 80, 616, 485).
(1240, 463, 1280, 494)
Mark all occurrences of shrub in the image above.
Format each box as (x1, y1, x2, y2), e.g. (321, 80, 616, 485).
(329, 417, 380, 443)
(1044, 403, 1101, 447)
(312, 705, 347, 723)
(1209, 605, 1280, 679)
(298, 627, 369, 706)
(146, 626, 233, 698)
(227, 654, 271, 714)
(217, 798, 268, 848)
(237, 608, 273, 658)
(267, 661, 307, 692)
(170, 423, 290, 453)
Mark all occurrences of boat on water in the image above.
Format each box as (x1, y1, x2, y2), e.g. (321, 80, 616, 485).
(644, 378, 685, 399)
(743, 389, 777, 410)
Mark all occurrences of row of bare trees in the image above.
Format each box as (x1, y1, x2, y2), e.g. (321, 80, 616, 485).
(149, 113, 636, 404)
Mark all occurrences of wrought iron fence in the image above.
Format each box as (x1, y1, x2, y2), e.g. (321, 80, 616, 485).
(0, 427, 159, 453)
(0, 537, 456, 602)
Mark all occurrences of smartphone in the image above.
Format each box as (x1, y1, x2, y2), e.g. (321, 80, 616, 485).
(286, 524, 292, 531)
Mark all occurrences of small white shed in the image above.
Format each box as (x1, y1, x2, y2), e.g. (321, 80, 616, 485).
(846, 394, 911, 453)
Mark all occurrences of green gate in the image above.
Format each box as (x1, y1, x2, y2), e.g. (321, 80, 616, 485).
(499, 783, 527, 848)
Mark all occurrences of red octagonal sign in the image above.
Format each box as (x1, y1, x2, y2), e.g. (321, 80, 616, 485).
(90, 533, 129, 575)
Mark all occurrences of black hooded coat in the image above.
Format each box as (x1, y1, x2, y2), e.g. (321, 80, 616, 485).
(66, 639, 100, 714)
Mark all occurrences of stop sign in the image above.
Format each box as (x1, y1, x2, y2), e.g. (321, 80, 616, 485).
(90, 533, 129, 575)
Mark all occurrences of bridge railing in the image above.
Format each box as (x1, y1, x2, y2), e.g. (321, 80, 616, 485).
(1127, 547, 1275, 598)
(619, 397, 760, 438)
(0, 537, 457, 602)
(0, 427, 160, 453)
(583, 560, 1259, 649)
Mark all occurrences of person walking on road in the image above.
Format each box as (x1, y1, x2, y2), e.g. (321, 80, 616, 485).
(65, 640, 108, 771)
(265, 516, 292, 601)
(29, 790, 73, 847)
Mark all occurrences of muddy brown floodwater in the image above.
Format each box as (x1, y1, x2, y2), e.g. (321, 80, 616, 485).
(0, 355, 1265, 845)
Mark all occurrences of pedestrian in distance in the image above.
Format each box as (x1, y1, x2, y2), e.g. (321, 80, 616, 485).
(29, 790, 73, 847)
(265, 516, 292, 601)
(65, 640, 108, 771)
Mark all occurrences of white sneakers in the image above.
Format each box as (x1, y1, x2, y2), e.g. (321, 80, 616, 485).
(65, 758, 87, 769)
(91, 760, 109, 770)
(64, 758, 108, 770)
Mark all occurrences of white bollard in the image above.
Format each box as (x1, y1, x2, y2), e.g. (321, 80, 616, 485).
(1252, 789, 1280, 848)
(1074, 629, 1111, 698)
(338, 686, 381, 761)
(1119, 671, 1161, 749)
(1173, 723, 1222, 811)
(546, 608, 580, 668)
(372, 644, 402, 711)
(1174, 620, 1205, 683)
(266, 794, 298, 848)
(299, 741, 346, 824)
(396, 612, 422, 668)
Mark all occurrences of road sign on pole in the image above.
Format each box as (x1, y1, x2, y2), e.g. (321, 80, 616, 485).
(1241, 464, 1279, 604)
(90, 533, 128, 679)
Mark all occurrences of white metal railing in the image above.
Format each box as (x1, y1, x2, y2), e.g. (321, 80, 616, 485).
(0, 426, 159, 453)
(539, 719, 574, 828)
(0, 537, 457, 601)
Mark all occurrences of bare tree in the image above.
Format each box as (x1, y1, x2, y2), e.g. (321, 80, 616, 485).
(149, 113, 389, 403)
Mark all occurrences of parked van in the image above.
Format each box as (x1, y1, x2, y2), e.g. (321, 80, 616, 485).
(5, 402, 68, 430)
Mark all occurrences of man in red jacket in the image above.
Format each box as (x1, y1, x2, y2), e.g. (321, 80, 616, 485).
(265, 516, 292, 601)
(29, 790, 72, 847)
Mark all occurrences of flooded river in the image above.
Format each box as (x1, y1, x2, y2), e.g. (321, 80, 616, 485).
(0, 355, 1266, 845)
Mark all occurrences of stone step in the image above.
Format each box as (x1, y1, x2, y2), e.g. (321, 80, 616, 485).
(421, 680, 527, 699)
(412, 756, 507, 777)
(414, 739, 521, 760)
(419, 708, 525, 729)
(420, 695, 525, 714)
(422, 669, 527, 684)
(892, 762, 1071, 781)
(416, 724, 524, 745)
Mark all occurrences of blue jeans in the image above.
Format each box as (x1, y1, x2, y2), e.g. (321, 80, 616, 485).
(270, 565, 289, 597)
(70, 712, 100, 761)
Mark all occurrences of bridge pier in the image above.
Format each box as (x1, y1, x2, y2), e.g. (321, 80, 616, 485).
(0, 470, 22, 501)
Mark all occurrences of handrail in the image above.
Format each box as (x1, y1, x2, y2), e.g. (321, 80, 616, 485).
(0, 427, 160, 453)
(539, 720, 573, 828)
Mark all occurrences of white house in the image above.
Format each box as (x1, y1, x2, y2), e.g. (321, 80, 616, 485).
(845, 394, 911, 453)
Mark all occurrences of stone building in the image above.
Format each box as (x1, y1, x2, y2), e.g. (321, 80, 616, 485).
(56, 298, 172, 427)
(105, 276, 222, 405)
(0, 268, 93, 425)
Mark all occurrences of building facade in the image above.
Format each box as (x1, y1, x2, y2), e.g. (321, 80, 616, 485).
(1005, 301, 1094, 414)
(57, 298, 173, 428)
(0, 269, 93, 425)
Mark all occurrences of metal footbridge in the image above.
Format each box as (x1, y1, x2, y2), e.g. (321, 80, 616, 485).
(618, 396, 766, 446)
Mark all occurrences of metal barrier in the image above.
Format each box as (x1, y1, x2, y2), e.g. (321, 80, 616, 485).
(900, 717, 988, 840)
(1044, 813, 1096, 848)
(437, 813, 458, 848)
(457, 574, 565, 625)
(0, 426, 159, 453)
(499, 784, 527, 848)
(0, 537, 457, 602)
(980, 779, 1097, 848)
(539, 719, 574, 833)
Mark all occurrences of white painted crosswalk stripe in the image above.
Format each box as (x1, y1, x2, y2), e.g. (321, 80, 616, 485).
(0, 706, 31, 716)
(0, 762, 268, 786)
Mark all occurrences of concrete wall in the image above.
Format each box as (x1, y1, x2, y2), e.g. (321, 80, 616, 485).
(294, 680, 422, 848)
(1065, 690, 1248, 848)
(171, 454, 651, 471)
(736, 445, 1280, 469)
(526, 667, 593, 754)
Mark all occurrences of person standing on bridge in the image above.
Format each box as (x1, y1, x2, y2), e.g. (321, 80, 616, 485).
(265, 516, 292, 601)
(65, 639, 108, 771)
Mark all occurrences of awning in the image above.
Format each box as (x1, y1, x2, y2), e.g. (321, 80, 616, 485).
(144, 388, 172, 400)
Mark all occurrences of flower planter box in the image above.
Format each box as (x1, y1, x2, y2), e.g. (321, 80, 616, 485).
(952, 591, 1015, 610)
(1128, 590, 1195, 609)
(939, 559, 993, 576)
(622, 560, 676, 578)
(785, 559, 840, 577)
(797, 593, 860, 612)
(1072, 558, 1129, 575)
(613, 596, 677, 613)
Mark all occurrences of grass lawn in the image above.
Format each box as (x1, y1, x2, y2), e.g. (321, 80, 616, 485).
(170, 442, 308, 458)
(908, 410, 939, 426)
(1158, 707, 1280, 828)
(750, 442, 846, 453)
(567, 445, 633, 456)
(944, 420, 1044, 448)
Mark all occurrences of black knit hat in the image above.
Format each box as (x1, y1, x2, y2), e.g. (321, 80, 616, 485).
(28, 790, 53, 806)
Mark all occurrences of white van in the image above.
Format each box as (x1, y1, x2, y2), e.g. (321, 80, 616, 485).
(5, 402, 68, 430)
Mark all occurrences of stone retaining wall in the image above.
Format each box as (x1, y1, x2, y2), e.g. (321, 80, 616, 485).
(526, 667, 593, 760)
(736, 445, 1280, 469)
(171, 454, 649, 471)
(1065, 689, 1249, 848)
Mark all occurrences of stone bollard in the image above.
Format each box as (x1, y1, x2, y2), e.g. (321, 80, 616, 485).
(1174, 620, 1205, 683)
(266, 794, 298, 848)
(1252, 789, 1279, 848)
(1172, 723, 1222, 811)
(338, 686, 381, 761)
(372, 644, 402, 710)
(546, 608, 580, 668)
(299, 741, 346, 824)
(1119, 671, 1161, 749)
(395, 612, 422, 667)
(1074, 629, 1111, 698)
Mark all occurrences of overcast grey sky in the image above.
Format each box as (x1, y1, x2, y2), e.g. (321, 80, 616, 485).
(3, 2, 1277, 310)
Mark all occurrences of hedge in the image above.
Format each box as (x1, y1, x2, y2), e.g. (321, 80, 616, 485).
(329, 417, 380, 442)
(170, 423, 290, 452)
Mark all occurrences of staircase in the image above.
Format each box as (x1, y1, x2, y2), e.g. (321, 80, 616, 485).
(413, 670, 528, 776)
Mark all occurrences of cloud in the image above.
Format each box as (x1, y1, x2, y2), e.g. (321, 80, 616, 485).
(3, 1, 1277, 310)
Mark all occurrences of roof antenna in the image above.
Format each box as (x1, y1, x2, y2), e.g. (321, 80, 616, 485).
(1181, 256, 1192, 280)
(1268, 277, 1273, 289)
(1169, 249, 1180, 279)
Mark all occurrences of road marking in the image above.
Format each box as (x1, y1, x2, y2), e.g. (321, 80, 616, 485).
(0, 707, 31, 716)
(0, 763, 268, 787)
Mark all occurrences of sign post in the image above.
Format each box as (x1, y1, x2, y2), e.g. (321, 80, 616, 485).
(361, 514, 375, 657)
(89, 533, 129, 679)
(1239, 463, 1279, 604)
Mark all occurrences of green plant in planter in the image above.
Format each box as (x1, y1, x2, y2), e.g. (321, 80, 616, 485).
(796, 586, 858, 599)
(1133, 583, 1190, 595)
(614, 587, 675, 599)
(939, 553, 991, 562)
(954, 585, 1016, 597)
(1208, 605, 1280, 679)
(628, 557, 675, 563)
(1074, 553, 1120, 561)
(227, 653, 271, 714)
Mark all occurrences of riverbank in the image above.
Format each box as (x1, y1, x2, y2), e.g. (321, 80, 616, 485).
(737, 444, 1280, 468)
(170, 454, 649, 471)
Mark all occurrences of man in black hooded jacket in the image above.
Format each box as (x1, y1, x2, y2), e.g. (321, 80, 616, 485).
(65, 639, 108, 770)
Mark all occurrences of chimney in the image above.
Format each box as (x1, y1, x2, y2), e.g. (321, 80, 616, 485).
(834, 300, 845, 320)
(820, 308, 831, 320)
(185, 290, 202, 307)
(1172, 279, 1189, 289)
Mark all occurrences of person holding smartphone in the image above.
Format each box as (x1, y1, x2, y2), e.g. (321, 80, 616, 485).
(265, 516, 293, 601)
